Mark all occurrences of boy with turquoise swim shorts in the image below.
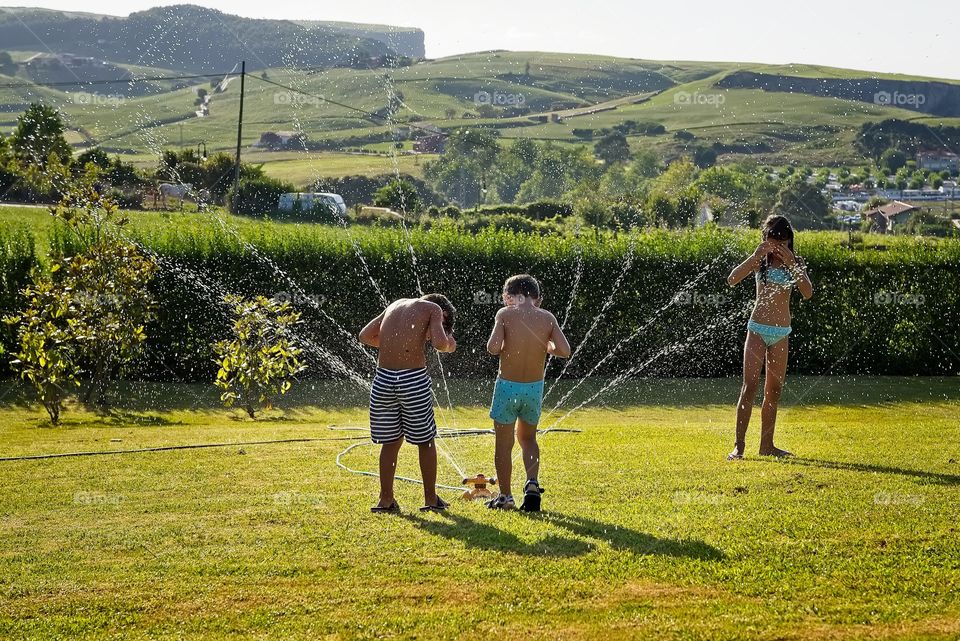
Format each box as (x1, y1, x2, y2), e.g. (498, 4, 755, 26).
(485, 275, 571, 511)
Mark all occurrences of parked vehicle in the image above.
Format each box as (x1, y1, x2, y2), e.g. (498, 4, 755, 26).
(277, 192, 347, 215)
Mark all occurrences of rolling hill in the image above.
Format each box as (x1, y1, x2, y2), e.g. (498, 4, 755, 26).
(0, 5, 421, 72)
(1, 6, 959, 177)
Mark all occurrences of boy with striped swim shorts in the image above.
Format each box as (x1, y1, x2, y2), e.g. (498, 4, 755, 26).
(485, 275, 571, 511)
(359, 294, 457, 514)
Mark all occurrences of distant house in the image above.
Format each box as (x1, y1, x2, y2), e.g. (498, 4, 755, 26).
(254, 131, 306, 150)
(862, 200, 919, 233)
(917, 150, 959, 173)
(413, 133, 445, 154)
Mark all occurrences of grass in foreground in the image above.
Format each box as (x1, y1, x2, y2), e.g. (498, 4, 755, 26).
(1, 376, 959, 640)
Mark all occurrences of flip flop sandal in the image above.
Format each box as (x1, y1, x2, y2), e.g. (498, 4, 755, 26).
(419, 497, 450, 513)
(370, 500, 401, 514)
(726, 452, 744, 461)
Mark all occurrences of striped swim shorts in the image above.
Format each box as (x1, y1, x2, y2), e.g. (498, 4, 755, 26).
(369, 367, 437, 445)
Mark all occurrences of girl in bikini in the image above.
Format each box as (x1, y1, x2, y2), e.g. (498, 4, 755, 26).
(726, 215, 813, 460)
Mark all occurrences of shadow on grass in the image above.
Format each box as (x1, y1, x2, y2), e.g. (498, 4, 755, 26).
(765, 457, 960, 486)
(403, 512, 592, 558)
(3, 376, 957, 414)
(404, 510, 723, 560)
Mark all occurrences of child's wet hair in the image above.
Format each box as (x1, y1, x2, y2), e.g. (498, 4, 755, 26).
(421, 293, 456, 332)
(760, 215, 797, 282)
(763, 214, 795, 251)
(503, 274, 541, 300)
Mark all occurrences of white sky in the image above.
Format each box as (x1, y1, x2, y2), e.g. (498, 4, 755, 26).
(6, 0, 959, 80)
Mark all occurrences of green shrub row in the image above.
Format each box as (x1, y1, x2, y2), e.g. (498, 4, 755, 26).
(0, 223, 39, 374)
(3, 221, 959, 384)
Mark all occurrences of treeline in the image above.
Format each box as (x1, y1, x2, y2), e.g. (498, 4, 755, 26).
(0, 102, 298, 214)
(857, 119, 960, 160)
(415, 128, 845, 230)
(2, 221, 957, 383)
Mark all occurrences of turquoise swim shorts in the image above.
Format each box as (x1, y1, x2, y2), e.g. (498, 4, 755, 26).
(490, 378, 545, 425)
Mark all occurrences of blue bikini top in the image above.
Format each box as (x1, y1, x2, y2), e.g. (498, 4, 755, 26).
(756, 266, 794, 288)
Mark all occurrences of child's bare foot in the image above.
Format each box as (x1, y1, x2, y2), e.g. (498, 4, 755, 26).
(370, 499, 400, 514)
(726, 444, 745, 461)
(758, 447, 793, 458)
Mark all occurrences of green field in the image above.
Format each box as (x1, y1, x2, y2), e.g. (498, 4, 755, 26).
(1, 376, 959, 640)
(3, 50, 958, 180)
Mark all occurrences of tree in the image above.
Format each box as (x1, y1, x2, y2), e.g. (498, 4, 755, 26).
(594, 132, 631, 165)
(692, 146, 717, 169)
(515, 146, 572, 203)
(75, 147, 111, 171)
(646, 193, 676, 228)
(773, 177, 832, 230)
(11, 103, 71, 169)
(3, 279, 81, 424)
(492, 140, 537, 203)
(374, 179, 422, 214)
(695, 166, 746, 202)
(51, 177, 158, 405)
(214, 295, 305, 419)
(0, 51, 16, 75)
(422, 128, 500, 207)
(630, 149, 661, 178)
(652, 158, 698, 199)
(880, 148, 907, 173)
(4, 175, 157, 416)
(570, 180, 613, 237)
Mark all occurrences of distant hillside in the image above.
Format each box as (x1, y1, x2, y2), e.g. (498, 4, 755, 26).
(292, 20, 424, 58)
(717, 71, 960, 117)
(0, 5, 419, 72)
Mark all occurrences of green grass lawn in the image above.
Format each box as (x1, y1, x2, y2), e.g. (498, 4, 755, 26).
(1, 376, 959, 640)
(257, 151, 433, 184)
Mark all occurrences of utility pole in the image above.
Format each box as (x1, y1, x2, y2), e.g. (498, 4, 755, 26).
(232, 60, 246, 207)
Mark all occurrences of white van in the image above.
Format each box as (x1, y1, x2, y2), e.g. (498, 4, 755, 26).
(277, 192, 347, 215)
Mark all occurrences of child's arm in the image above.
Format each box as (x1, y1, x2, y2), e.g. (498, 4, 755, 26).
(427, 305, 457, 353)
(776, 245, 814, 300)
(358, 312, 385, 348)
(727, 241, 771, 287)
(486, 309, 506, 355)
(546, 313, 572, 358)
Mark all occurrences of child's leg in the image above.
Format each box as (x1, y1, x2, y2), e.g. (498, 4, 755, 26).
(377, 438, 404, 507)
(516, 418, 540, 483)
(733, 332, 766, 456)
(493, 421, 516, 496)
(759, 338, 790, 455)
(418, 439, 438, 505)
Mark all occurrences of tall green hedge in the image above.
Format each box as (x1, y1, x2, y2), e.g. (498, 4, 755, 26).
(5, 219, 959, 383)
(0, 224, 38, 375)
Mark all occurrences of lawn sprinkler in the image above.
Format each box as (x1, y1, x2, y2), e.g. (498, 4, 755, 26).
(462, 474, 497, 501)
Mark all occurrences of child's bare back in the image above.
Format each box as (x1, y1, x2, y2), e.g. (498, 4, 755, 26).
(361, 297, 456, 369)
(494, 304, 563, 382)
